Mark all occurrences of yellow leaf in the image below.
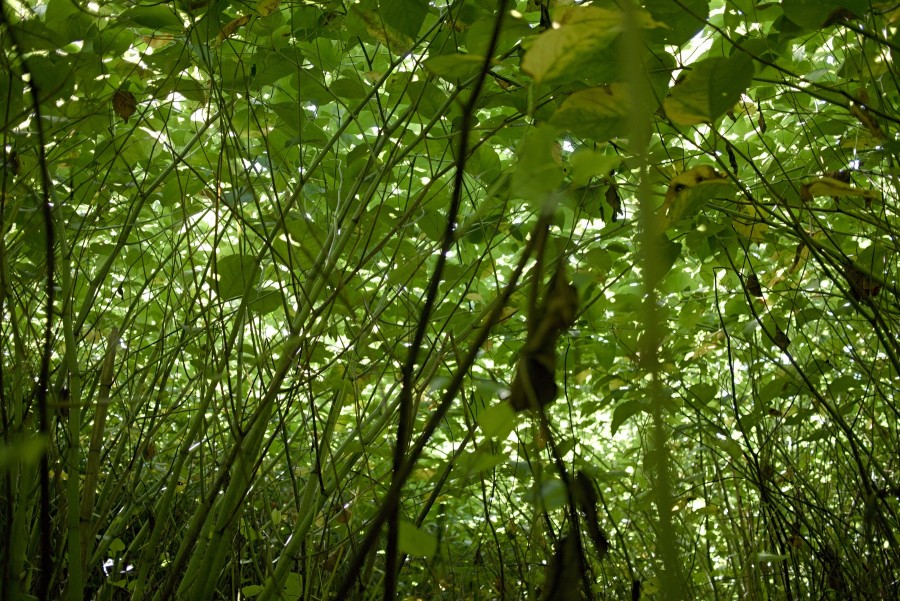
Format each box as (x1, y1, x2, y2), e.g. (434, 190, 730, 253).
(256, 0, 280, 17)
(575, 368, 592, 385)
(800, 177, 880, 201)
(217, 14, 251, 44)
(733, 205, 768, 241)
(657, 166, 730, 233)
(522, 6, 662, 85)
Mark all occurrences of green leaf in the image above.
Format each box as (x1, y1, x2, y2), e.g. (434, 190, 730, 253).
(379, 0, 428, 39)
(527, 478, 567, 510)
(782, 0, 867, 29)
(667, 180, 738, 228)
(0, 436, 49, 470)
(465, 144, 501, 183)
(241, 585, 264, 597)
(610, 399, 648, 436)
(26, 55, 74, 103)
(569, 149, 621, 187)
(405, 80, 447, 119)
(510, 124, 564, 203)
(643, 236, 682, 288)
(465, 14, 531, 57)
(522, 5, 662, 85)
(122, 5, 184, 31)
(476, 402, 516, 439)
(664, 53, 755, 125)
(460, 448, 506, 474)
(282, 573, 302, 601)
(715, 436, 744, 462)
(44, 0, 92, 43)
(109, 538, 126, 554)
(398, 520, 438, 557)
(212, 254, 259, 300)
(690, 383, 718, 405)
(424, 53, 485, 83)
(643, 0, 709, 46)
(329, 76, 368, 100)
(249, 288, 282, 315)
(550, 84, 630, 142)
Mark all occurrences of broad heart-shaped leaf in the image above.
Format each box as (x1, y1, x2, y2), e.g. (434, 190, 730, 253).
(397, 520, 437, 558)
(642, 235, 682, 290)
(550, 84, 630, 142)
(249, 288, 282, 315)
(643, 0, 709, 46)
(211, 254, 259, 300)
(476, 402, 516, 439)
(664, 53, 755, 125)
(610, 399, 648, 436)
(510, 124, 564, 203)
(782, 0, 868, 29)
(569, 149, 621, 187)
(121, 5, 183, 31)
(379, 0, 428, 39)
(522, 5, 663, 85)
(526, 478, 567, 511)
(256, 0, 281, 17)
(424, 53, 485, 83)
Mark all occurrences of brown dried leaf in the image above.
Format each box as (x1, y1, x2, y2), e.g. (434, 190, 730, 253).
(605, 182, 622, 222)
(844, 263, 882, 301)
(112, 89, 137, 123)
(774, 327, 790, 351)
(217, 14, 251, 45)
(849, 103, 885, 140)
(745, 273, 763, 297)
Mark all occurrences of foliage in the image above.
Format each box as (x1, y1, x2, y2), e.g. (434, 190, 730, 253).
(1, 0, 899, 599)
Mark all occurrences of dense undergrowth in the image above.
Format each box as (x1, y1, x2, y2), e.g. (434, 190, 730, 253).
(2, 0, 899, 599)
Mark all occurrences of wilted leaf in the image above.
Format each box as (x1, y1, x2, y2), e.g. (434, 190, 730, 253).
(843, 262, 882, 301)
(774, 327, 790, 351)
(217, 14, 251, 44)
(256, 0, 280, 17)
(606, 182, 622, 222)
(659, 166, 733, 232)
(112, 89, 137, 123)
(745, 273, 763, 297)
(799, 177, 880, 202)
(733, 204, 769, 241)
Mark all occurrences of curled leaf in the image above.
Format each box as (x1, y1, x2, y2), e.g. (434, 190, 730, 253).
(606, 182, 622, 222)
(849, 103, 884, 140)
(217, 14, 251, 45)
(509, 261, 578, 412)
(745, 273, 763, 297)
(774, 327, 790, 351)
(256, 0, 280, 17)
(843, 262, 882, 301)
(112, 89, 137, 123)
(574, 471, 609, 559)
(657, 165, 731, 234)
(800, 177, 879, 202)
